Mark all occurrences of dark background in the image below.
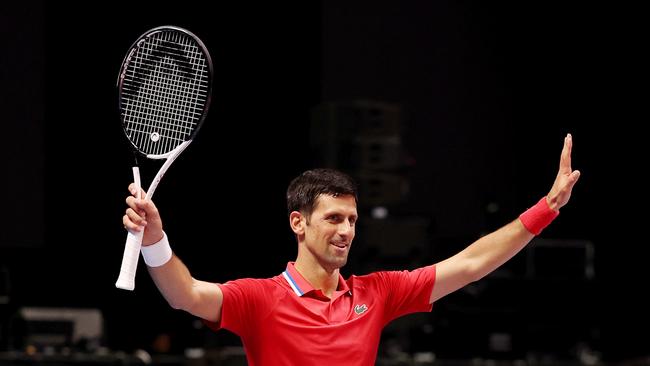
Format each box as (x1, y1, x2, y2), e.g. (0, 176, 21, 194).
(1, 1, 646, 364)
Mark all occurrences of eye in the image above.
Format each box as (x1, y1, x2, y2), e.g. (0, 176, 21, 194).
(327, 215, 341, 222)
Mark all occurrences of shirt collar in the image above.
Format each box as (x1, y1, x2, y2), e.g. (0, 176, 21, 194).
(282, 262, 350, 297)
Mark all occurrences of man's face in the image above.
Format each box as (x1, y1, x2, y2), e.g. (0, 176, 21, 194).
(302, 194, 357, 271)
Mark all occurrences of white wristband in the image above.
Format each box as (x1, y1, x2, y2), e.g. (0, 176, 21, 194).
(141, 232, 172, 267)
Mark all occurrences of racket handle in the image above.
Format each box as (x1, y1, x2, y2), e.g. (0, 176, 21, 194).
(115, 167, 143, 291)
(115, 230, 144, 290)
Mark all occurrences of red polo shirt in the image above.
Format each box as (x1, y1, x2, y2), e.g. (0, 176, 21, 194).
(206, 262, 436, 366)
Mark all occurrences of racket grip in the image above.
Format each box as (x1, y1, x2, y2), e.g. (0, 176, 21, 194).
(115, 230, 144, 290)
(115, 167, 144, 291)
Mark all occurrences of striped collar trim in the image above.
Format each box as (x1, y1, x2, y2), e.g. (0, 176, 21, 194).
(282, 262, 312, 296)
(282, 262, 351, 297)
(282, 270, 304, 296)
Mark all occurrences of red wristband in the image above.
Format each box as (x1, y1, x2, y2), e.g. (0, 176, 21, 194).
(519, 196, 559, 235)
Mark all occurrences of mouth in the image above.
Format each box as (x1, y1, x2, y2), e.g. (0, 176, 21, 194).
(331, 241, 348, 249)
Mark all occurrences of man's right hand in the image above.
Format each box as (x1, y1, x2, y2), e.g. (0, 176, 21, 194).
(123, 183, 164, 246)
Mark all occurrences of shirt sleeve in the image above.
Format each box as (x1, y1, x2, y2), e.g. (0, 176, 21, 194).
(376, 264, 437, 323)
(203, 278, 272, 338)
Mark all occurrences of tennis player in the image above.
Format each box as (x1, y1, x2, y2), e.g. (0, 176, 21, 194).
(122, 134, 580, 365)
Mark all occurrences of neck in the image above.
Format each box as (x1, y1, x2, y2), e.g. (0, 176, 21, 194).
(294, 256, 340, 298)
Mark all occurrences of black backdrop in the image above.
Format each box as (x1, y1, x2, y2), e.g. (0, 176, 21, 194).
(1, 1, 647, 363)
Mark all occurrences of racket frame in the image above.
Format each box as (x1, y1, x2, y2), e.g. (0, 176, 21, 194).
(115, 25, 212, 291)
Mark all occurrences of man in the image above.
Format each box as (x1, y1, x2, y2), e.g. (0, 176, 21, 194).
(122, 134, 580, 365)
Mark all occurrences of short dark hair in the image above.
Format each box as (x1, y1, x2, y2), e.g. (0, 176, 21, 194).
(287, 168, 358, 218)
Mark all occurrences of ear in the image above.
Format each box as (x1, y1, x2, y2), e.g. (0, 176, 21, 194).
(289, 211, 305, 235)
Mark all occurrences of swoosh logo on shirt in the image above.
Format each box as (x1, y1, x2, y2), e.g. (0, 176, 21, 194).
(354, 304, 368, 315)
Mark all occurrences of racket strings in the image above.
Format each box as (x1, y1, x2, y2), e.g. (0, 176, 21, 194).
(121, 29, 210, 156)
(127, 33, 205, 154)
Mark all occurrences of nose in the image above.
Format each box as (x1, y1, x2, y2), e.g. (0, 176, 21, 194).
(338, 220, 354, 238)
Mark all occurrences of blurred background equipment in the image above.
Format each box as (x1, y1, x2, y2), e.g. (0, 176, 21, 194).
(18, 307, 103, 352)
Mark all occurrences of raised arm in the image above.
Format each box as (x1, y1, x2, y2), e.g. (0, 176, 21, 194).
(123, 183, 223, 322)
(430, 134, 581, 303)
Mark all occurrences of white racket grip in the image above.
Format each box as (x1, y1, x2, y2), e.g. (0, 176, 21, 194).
(115, 230, 144, 290)
(115, 167, 143, 291)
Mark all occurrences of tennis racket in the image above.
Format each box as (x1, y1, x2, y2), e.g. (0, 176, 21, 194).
(115, 25, 213, 291)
